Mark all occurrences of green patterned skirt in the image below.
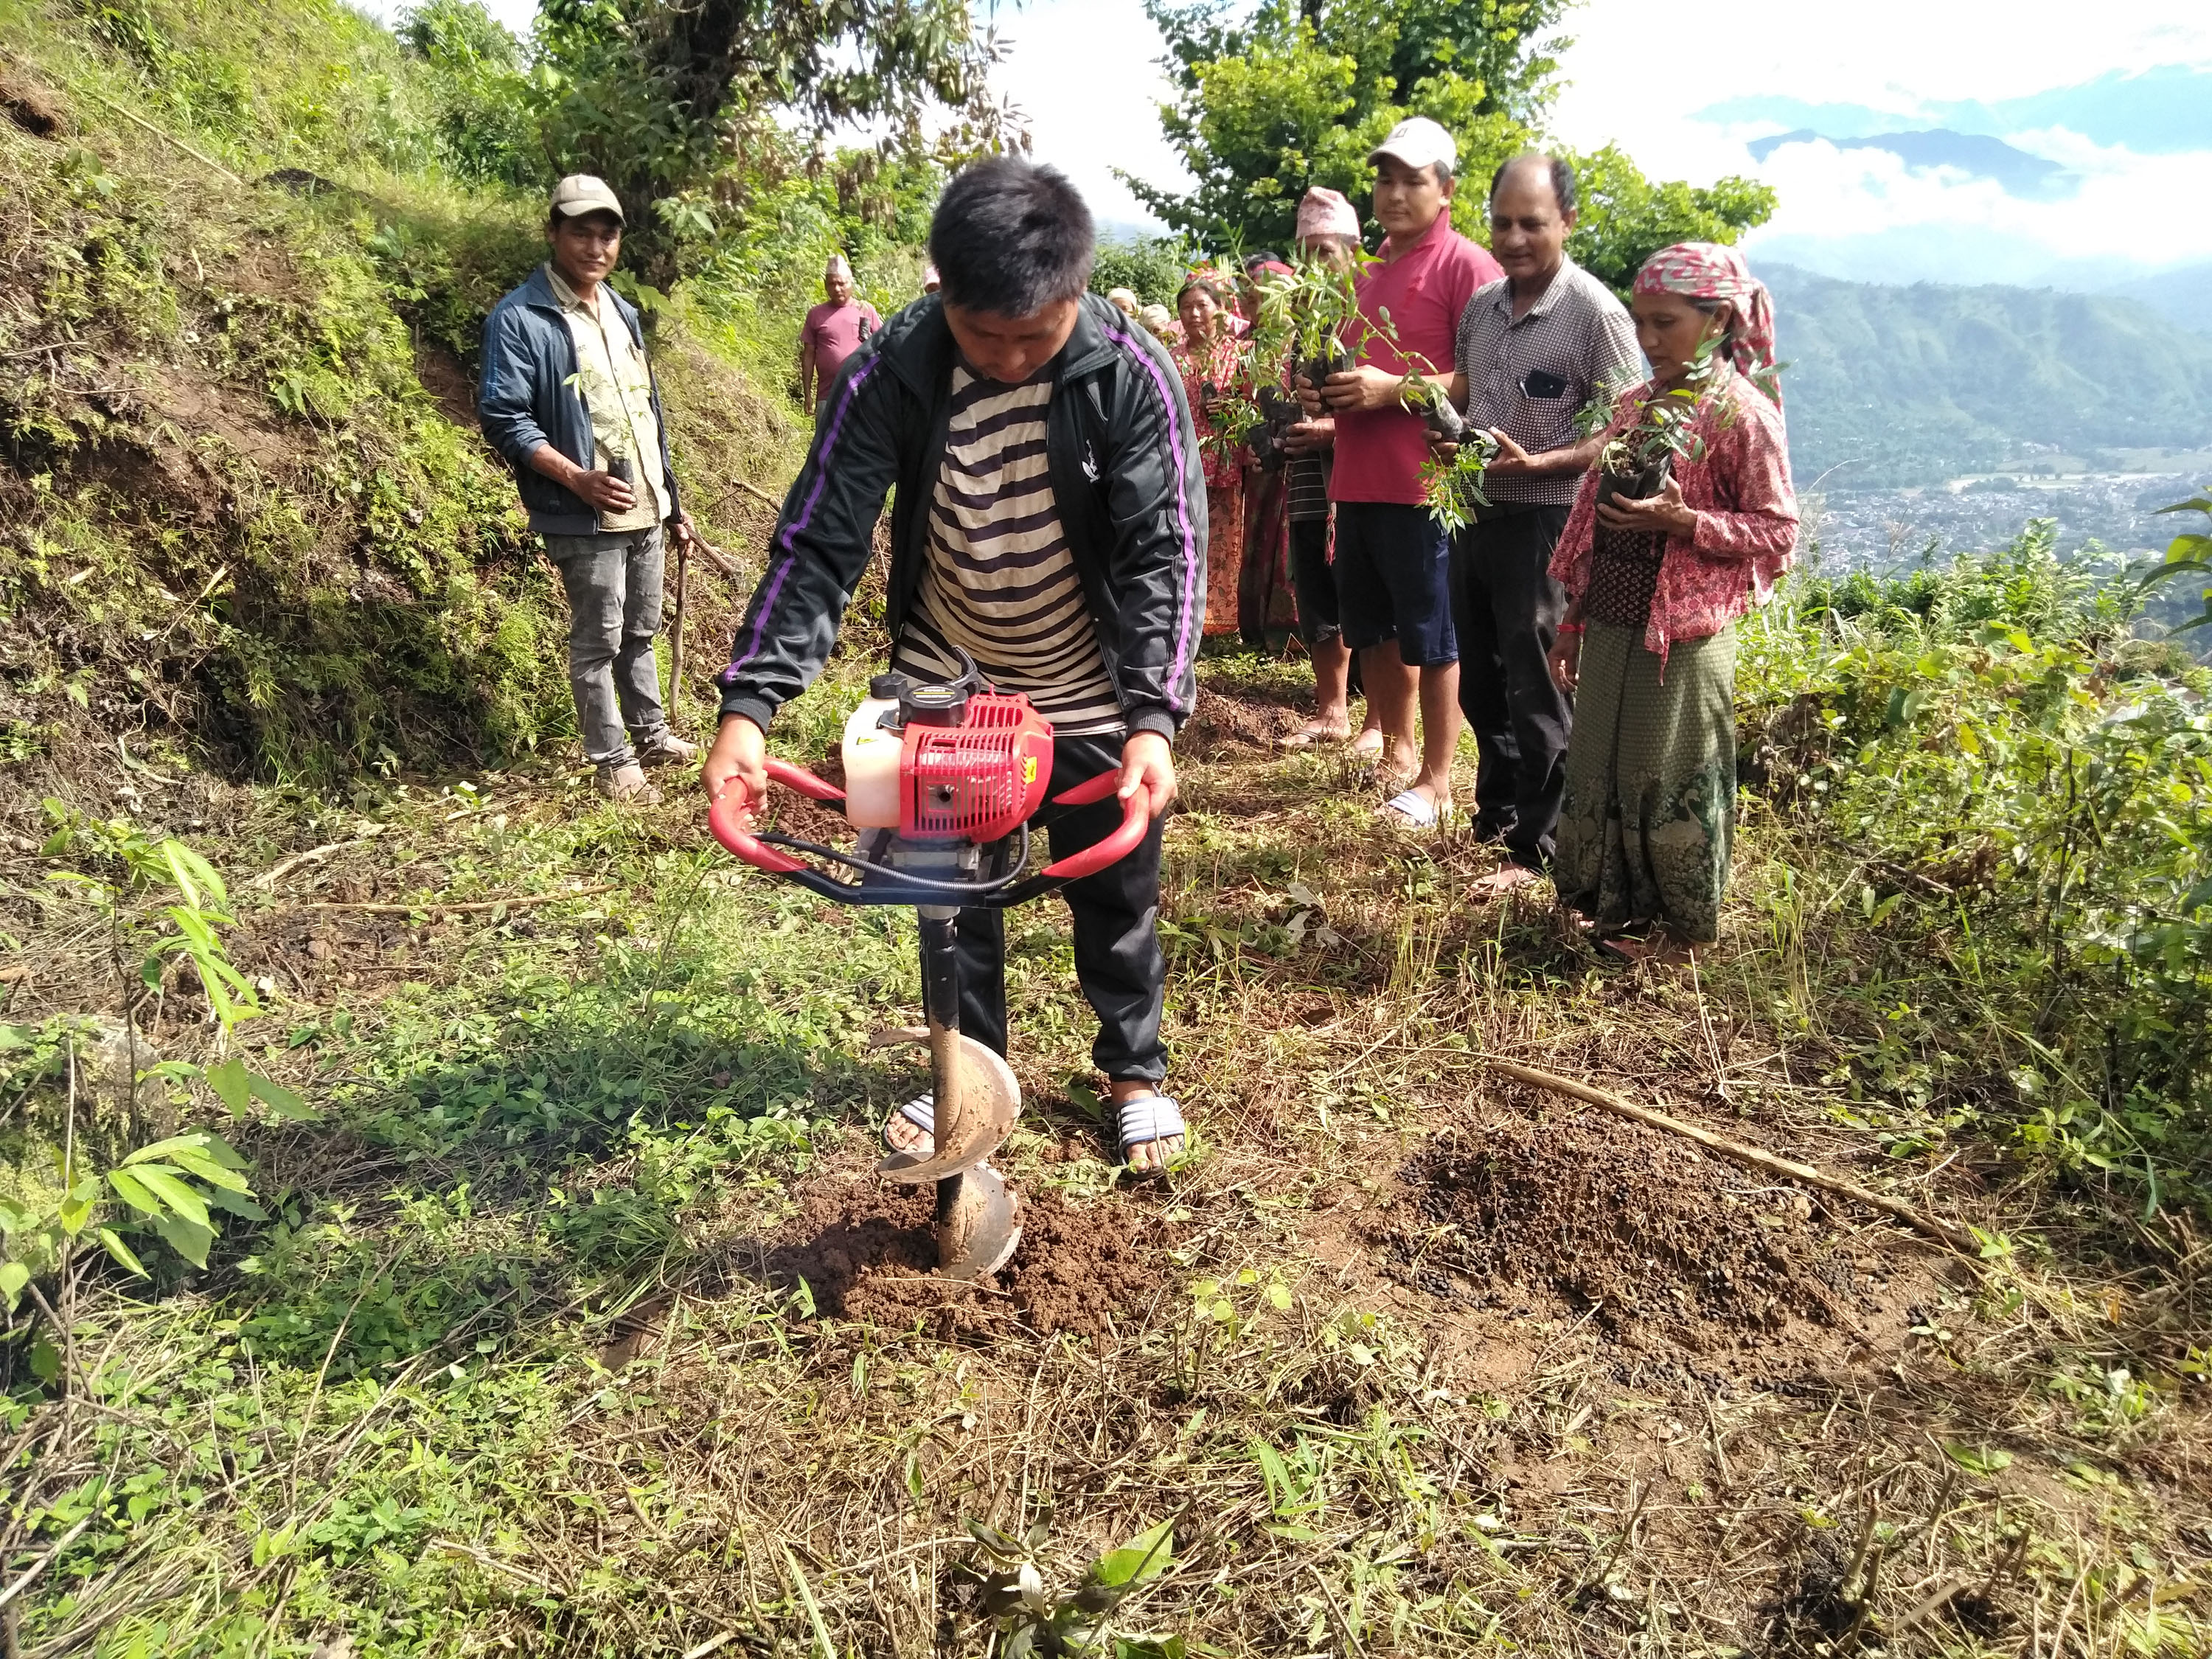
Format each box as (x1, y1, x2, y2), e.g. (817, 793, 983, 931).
(1555, 622, 1737, 944)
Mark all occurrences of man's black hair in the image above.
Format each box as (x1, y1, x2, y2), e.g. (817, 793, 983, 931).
(1243, 250, 1285, 271)
(1488, 152, 1578, 217)
(929, 156, 1096, 318)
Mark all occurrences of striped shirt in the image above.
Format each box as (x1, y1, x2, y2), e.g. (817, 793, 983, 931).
(891, 364, 1124, 734)
(1454, 258, 1641, 507)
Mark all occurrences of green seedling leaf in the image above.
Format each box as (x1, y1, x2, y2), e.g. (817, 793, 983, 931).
(159, 1148, 251, 1192)
(127, 1133, 248, 1171)
(97, 1228, 147, 1277)
(1093, 1519, 1173, 1588)
(128, 1166, 210, 1230)
(0, 1260, 28, 1312)
(146, 1207, 215, 1267)
(250, 1072, 314, 1120)
(1944, 1442, 2013, 1476)
(204, 1057, 251, 1113)
(967, 1519, 1023, 1563)
(204, 1187, 267, 1222)
(107, 1169, 165, 1217)
(30, 1334, 61, 1384)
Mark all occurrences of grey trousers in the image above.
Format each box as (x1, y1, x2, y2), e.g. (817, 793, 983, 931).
(542, 525, 669, 768)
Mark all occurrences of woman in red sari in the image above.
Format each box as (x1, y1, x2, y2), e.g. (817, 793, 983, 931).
(1171, 272, 1251, 635)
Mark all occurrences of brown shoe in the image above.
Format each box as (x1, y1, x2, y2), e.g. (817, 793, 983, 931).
(595, 762, 662, 804)
(636, 729, 699, 768)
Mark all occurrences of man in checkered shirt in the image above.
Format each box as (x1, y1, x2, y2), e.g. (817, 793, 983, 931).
(1447, 153, 1641, 890)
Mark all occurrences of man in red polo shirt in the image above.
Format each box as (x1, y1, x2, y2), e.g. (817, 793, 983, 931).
(1305, 117, 1502, 826)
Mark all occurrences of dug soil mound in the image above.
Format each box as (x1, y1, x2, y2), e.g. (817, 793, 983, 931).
(1387, 1112, 1863, 1346)
(1176, 688, 1298, 759)
(764, 1171, 1172, 1341)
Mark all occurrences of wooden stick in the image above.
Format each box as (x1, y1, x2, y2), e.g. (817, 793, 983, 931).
(0, 46, 246, 187)
(286, 883, 617, 916)
(728, 479, 781, 509)
(668, 526, 690, 733)
(683, 527, 743, 582)
(248, 824, 387, 890)
(1486, 1057, 1978, 1253)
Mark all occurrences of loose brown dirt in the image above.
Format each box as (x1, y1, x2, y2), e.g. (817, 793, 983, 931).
(1385, 1110, 1873, 1347)
(762, 1166, 1172, 1340)
(1176, 686, 1299, 760)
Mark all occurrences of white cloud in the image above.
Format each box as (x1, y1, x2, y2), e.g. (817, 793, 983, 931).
(986, 0, 1190, 231)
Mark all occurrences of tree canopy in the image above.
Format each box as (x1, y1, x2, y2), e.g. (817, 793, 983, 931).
(529, 0, 1021, 283)
(1128, 0, 1773, 282)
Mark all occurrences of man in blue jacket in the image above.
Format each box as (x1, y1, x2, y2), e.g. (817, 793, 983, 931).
(480, 175, 697, 804)
(703, 158, 1206, 1173)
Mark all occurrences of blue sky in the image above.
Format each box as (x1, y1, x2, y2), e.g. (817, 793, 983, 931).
(431, 0, 2212, 285)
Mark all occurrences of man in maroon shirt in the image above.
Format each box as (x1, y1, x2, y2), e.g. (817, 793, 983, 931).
(798, 256, 883, 417)
(1304, 118, 1503, 826)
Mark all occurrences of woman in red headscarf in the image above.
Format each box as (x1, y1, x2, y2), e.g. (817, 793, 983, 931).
(1544, 243, 1798, 962)
(1171, 270, 1253, 635)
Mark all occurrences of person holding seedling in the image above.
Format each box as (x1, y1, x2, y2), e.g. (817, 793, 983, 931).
(1272, 187, 1383, 758)
(1544, 243, 1798, 964)
(1298, 118, 1503, 827)
(1444, 153, 1641, 890)
(1172, 270, 1256, 635)
(479, 174, 699, 805)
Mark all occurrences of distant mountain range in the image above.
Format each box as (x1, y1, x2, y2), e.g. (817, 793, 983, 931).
(1701, 64, 2212, 156)
(1761, 264, 2212, 489)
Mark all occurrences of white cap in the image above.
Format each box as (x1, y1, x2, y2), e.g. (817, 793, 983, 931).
(1368, 116, 1457, 175)
(549, 174, 625, 224)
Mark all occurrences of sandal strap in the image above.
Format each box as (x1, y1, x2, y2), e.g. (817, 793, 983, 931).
(898, 1093, 934, 1133)
(1116, 1093, 1186, 1152)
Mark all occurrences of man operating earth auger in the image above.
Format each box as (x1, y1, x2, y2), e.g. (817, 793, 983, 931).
(702, 157, 1208, 1205)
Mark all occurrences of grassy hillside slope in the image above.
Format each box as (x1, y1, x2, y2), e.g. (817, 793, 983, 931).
(1765, 262, 2212, 487)
(0, 0, 801, 787)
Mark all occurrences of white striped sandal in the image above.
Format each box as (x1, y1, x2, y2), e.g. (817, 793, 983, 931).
(883, 1093, 935, 1158)
(1115, 1093, 1188, 1176)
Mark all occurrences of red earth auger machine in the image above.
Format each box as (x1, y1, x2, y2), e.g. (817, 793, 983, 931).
(708, 654, 1149, 1281)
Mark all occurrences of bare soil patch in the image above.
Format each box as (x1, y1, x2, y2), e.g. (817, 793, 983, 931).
(761, 1165, 1172, 1340)
(1382, 1106, 1938, 1360)
(1177, 687, 1298, 759)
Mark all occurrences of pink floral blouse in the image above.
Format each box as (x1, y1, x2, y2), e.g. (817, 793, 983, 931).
(1551, 364, 1798, 664)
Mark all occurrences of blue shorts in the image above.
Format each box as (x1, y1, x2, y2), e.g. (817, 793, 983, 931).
(1330, 501, 1458, 667)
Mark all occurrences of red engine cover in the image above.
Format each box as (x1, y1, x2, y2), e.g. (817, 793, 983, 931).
(899, 692, 1054, 843)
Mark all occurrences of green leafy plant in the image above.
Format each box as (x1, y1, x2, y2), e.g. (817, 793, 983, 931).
(2138, 486, 2212, 636)
(964, 1511, 1178, 1657)
(3, 808, 303, 1319)
(1253, 252, 1383, 389)
(1596, 335, 1724, 493)
(1419, 425, 1501, 533)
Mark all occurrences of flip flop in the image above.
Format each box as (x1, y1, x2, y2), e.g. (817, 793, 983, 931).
(1116, 1093, 1189, 1176)
(1380, 788, 1440, 827)
(1472, 863, 1543, 897)
(883, 1093, 936, 1158)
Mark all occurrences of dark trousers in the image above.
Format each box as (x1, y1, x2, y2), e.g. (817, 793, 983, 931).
(1450, 505, 1573, 867)
(955, 733, 1169, 1084)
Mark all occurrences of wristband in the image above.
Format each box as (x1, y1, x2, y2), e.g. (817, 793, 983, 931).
(1557, 621, 1585, 636)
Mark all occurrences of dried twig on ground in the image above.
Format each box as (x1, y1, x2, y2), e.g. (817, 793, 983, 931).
(1486, 1057, 1978, 1253)
(281, 883, 617, 916)
(248, 824, 388, 891)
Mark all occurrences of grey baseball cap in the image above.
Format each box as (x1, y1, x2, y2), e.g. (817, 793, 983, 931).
(549, 174, 625, 225)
